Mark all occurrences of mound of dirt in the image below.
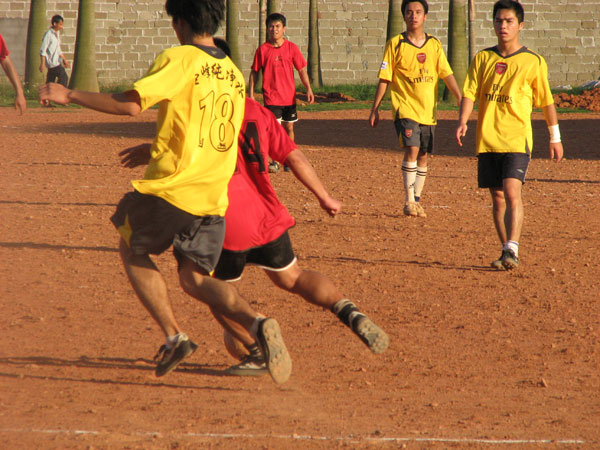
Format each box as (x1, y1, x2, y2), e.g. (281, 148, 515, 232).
(297, 91, 357, 104)
(554, 87, 600, 112)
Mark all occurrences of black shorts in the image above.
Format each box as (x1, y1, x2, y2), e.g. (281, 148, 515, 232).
(265, 104, 298, 123)
(46, 65, 68, 87)
(110, 191, 225, 273)
(394, 117, 435, 153)
(477, 153, 530, 188)
(213, 231, 296, 281)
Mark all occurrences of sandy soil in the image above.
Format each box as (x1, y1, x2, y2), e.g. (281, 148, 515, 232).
(1, 106, 599, 449)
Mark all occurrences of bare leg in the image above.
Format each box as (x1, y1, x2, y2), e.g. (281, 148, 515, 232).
(282, 121, 295, 142)
(119, 239, 180, 337)
(490, 187, 508, 245)
(503, 178, 524, 243)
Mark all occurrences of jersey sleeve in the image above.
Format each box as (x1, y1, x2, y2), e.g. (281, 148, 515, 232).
(132, 50, 186, 112)
(531, 55, 554, 108)
(251, 46, 263, 72)
(436, 42, 453, 79)
(462, 53, 482, 101)
(377, 38, 395, 82)
(0, 34, 9, 60)
(291, 42, 307, 71)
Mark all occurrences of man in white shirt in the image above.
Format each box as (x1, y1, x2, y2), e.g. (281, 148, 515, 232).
(39, 14, 69, 87)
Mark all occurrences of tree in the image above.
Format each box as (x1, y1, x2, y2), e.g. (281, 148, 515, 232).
(258, 0, 266, 45)
(25, 0, 46, 88)
(307, 0, 322, 87)
(226, 0, 241, 68)
(468, 0, 476, 62)
(445, 0, 468, 100)
(386, 0, 403, 42)
(267, 0, 280, 16)
(69, 0, 99, 91)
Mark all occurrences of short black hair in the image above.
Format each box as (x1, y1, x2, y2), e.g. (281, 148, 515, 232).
(493, 0, 524, 23)
(401, 0, 429, 16)
(165, 0, 225, 36)
(51, 15, 64, 25)
(214, 37, 231, 57)
(266, 12, 286, 27)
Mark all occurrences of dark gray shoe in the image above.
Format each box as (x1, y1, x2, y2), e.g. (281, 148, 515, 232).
(226, 351, 268, 377)
(154, 333, 198, 377)
(354, 317, 390, 354)
(502, 249, 519, 270)
(256, 318, 292, 384)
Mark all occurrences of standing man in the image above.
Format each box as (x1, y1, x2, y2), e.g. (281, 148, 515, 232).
(0, 33, 26, 114)
(40, 14, 70, 87)
(456, 0, 564, 270)
(370, 0, 461, 218)
(249, 13, 315, 173)
(39, 0, 292, 385)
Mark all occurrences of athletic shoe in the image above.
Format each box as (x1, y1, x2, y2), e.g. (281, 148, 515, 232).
(354, 317, 390, 354)
(256, 318, 292, 384)
(415, 202, 427, 218)
(225, 354, 268, 377)
(490, 252, 506, 270)
(502, 249, 519, 270)
(403, 201, 418, 217)
(268, 161, 281, 173)
(283, 164, 291, 172)
(153, 333, 198, 377)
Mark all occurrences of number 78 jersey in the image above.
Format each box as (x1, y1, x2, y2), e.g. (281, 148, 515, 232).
(132, 44, 246, 217)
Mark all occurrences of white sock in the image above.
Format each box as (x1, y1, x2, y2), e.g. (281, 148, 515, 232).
(402, 161, 417, 203)
(414, 166, 427, 202)
(506, 240, 519, 256)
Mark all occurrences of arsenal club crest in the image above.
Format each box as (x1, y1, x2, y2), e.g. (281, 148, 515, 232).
(417, 53, 426, 64)
(405, 129, 413, 138)
(495, 62, 507, 75)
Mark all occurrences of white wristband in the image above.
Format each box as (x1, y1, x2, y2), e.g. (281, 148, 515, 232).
(548, 124, 561, 144)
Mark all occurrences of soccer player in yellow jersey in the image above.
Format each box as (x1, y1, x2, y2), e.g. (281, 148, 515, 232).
(370, 0, 461, 218)
(456, 0, 564, 271)
(38, 0, 292, 385)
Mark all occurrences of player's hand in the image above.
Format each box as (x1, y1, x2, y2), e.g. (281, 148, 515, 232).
(15, 93, 26, 115)
(549, 141, 564, 163)
(456, 123, 468, 147)
(38, 82, 70, 106)
(306, 89, 315, 104)
(369, 109, 379, 128)
(39, 64, 44, 73)
(63, 60, 70, 68)
(320, 196, 342, 217)
(119, 143, 152, 168)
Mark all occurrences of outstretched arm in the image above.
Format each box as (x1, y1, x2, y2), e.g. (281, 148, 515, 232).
(542, 103, 564, 163)
(298, 67, 314, 104)
(456, 97, 474, 147)
(284, 148, 341, 216)
(369, 79, 390, 128)
(442, 74, 462, 106)
(38, 83, 141, 116)
(1, 55, 26, 114)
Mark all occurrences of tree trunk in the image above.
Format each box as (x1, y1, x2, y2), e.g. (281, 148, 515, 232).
(69, 0, 99, 91)
(386, 0, 403, 42)
(308, 0, 322, 87)
(267, 0, 280, 16)
(258, 0, 266, 44)
(445, 0, 468, 100)
(25, 0, 46, 88)
(226, 0, 241, 68)
(468, 0, 476, 63)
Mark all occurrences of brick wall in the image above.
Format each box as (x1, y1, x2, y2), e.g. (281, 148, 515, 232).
(1, 0, 598, 88)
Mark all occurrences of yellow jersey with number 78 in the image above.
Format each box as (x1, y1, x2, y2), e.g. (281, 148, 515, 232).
(132, 44, 245, 216)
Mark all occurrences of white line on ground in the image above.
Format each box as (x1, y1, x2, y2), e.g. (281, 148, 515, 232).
(0, 428, 586, 445)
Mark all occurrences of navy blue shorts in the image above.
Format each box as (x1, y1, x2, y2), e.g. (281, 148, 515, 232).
(477, 153, 530, 188)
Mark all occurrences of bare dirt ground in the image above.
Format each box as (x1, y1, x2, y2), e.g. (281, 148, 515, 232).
(1, 106, 599, 449)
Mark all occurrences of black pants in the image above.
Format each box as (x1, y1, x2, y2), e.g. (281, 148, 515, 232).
(46, 65, 68, 87)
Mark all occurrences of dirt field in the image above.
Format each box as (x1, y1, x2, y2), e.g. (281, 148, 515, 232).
(1, 106, 599, 449)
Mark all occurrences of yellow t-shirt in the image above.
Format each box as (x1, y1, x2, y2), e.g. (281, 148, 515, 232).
(377, 33, 453, 125)
(132, 45, 246, 216)
(463, 46, 554, 154)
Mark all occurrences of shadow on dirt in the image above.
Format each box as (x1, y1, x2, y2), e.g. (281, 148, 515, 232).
(0, 356, 241, 389)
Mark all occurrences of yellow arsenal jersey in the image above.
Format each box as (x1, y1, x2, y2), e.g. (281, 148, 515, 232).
(463, 46, 554, 154)
(377, 33, 453, 125)
(132, 44, 246, 216)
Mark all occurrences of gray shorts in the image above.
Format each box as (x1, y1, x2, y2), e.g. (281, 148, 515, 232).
(394, 117, 435, 153)
(110, 190, 225, 273)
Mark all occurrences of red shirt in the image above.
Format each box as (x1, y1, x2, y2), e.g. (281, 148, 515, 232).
(223, 98, 296, 251)
(251, 40, 307, 106)
(0, 34, 10, 61)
